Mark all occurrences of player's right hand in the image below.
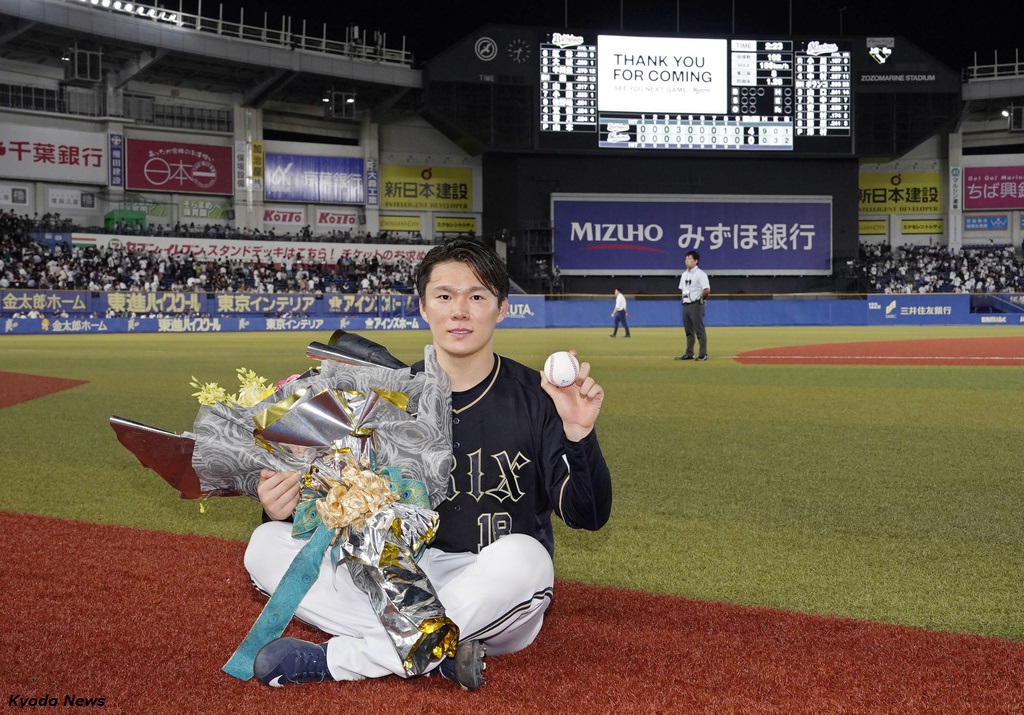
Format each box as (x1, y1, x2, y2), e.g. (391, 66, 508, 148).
(257, 468, 301, 521)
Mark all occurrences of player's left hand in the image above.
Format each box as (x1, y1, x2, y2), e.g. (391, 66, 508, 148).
(540, 350, 604, 442)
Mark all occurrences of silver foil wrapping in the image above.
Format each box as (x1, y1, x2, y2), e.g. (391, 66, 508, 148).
(341, 505, 458, 675)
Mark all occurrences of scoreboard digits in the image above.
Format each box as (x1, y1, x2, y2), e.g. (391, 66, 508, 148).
(538, 33, 853, 154)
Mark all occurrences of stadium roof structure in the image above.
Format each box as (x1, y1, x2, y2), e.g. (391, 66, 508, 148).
(0, 0, 423, 117)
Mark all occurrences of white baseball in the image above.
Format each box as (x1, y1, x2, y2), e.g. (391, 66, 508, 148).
(544, 351, 580, 388)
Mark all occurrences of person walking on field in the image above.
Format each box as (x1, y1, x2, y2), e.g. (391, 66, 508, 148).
(675, 250, 710, 361)
(610, 289, 630, 337)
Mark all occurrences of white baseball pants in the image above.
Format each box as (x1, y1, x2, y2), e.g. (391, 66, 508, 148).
(244, 521, 555, 680)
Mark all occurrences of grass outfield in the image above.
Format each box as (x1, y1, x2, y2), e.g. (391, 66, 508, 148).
(2, 325, 1023, 641)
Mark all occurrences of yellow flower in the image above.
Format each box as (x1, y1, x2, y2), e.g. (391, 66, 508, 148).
(235, 367, 274, 408)
(189, 368, 274, 407)
(190, 377, 231, 406)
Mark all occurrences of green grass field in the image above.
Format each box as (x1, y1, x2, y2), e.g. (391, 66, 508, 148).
(2, 325, 1023, 641)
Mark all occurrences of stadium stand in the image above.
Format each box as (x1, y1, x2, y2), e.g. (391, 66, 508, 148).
(1, 1, 1024, 311)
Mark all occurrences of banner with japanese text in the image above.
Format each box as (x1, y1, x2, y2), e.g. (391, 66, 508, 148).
(865, 294, 969, 325)
(0, 184, 30, 207)
(180, 197, 232, 221)
(365, 158, 379, 207)
(126, 139, 233, 195)
(0, 315, 390, 335)
(964, 166, 1024, 210)
(858, 172, 942, 214)
(264, 153, 365, 204)
(435, 216, 477, 233)
(111, 193, 172, 221)
(65, 233, 429, 265)
(234, 140, 247, 191)
(109, 134, 124, 187)
(7, 296, 1024, 332)
(0, 290, 419, 320)
(48, 188, 95, 210)
(964, 214, 1009, 231)
(1, 292, 543, 328)
(380, 165, 472, 211)
(552, 193, 832, 275)
(900, 219, 943, 235)
(0, 126, 106, 183)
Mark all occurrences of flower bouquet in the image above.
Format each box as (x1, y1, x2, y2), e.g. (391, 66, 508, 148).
(111, 333, 458, 680)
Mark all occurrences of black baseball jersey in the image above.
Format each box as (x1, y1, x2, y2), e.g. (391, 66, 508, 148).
(412, 354, 613, 558)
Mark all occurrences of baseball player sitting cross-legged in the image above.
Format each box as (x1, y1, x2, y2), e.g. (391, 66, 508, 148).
(247, 238, 613, 690)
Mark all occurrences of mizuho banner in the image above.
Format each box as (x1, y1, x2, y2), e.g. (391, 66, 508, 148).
(264, 154, 365, 204)
(552, 194, 832, 275)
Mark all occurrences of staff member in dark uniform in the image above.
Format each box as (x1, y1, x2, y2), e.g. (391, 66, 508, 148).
(675, 250, 710, 361)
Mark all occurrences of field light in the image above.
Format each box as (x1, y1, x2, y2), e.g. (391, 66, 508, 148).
(73, 0, 181, 25)
(1002, 109, 1010, 118)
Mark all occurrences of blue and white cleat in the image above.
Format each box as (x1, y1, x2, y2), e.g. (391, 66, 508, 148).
(253, 637, 332, 687)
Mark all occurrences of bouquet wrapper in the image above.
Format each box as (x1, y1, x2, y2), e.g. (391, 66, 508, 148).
(109, 330, 420, 501)
(222, 502, 457, 680)
(344, 504, 458, 676)
(109, 417, 210, 499)
(214, 346, 457, 680)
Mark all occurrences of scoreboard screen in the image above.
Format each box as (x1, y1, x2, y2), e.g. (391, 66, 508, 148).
(538, 32, 853, 154)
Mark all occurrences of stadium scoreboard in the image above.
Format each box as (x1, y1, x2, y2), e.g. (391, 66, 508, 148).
(538, 33, 853, 154)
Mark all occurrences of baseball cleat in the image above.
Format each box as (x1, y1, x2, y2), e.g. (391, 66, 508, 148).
(253, 637, 332, 687)
(437, 639, 486, 691)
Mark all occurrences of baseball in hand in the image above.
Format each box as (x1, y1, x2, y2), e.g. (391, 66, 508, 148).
(543, 351, 580, 388)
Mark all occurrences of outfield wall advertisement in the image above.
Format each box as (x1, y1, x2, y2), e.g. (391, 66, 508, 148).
(0, 293, 546, 332)
(552, 193, 833, 276)
(864, 295, 970, 325)
(5, 293, 1022, 334)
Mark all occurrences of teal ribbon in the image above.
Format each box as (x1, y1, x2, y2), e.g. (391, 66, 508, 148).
(221, 466, 432, 680)
(222, 521, 335, 680)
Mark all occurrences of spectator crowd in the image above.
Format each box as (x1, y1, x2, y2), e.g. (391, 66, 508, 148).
(13, 209, 438, 246)
(0, 210, 419, 297)
(856, 243, 1024, 294)
(8, 209, 1024, 304)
